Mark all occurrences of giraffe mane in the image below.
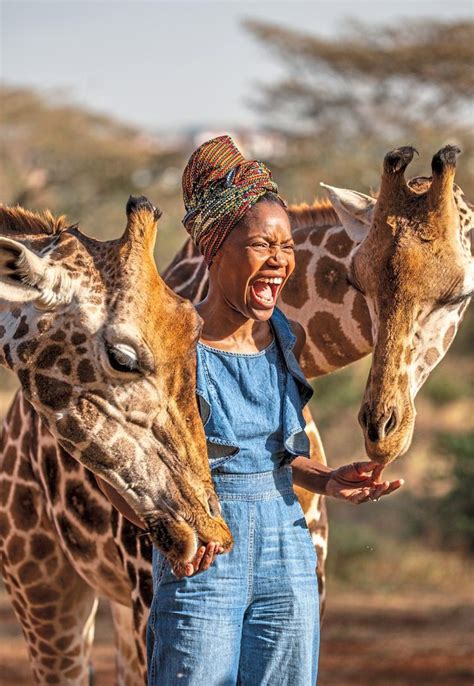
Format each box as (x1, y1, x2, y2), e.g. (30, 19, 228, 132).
(288, 198, 339, 230)
(0, 205, 69, 237)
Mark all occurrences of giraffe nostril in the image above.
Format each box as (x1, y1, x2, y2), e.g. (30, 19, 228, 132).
(358, 406, 369, 429)
(385, 410, 398, 437)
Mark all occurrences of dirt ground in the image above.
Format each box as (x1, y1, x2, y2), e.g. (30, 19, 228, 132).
(1, 587, 473, 686)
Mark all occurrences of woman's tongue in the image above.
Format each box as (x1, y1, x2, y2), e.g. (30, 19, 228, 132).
(252, 280, 275, 307)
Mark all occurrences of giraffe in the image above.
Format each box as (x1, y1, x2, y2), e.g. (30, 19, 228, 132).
(0, 195, 232, 685)
(1, 145, 472, 685)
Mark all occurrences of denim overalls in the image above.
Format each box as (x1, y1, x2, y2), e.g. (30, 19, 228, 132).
(147, 307, 320, 685)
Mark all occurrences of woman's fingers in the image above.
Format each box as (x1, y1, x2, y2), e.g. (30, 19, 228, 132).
(172, 542, 222, 577)
(199, 543, 217, 572)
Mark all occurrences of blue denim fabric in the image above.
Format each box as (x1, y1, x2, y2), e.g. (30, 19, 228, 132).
(195, 306, 314, 469)
(147, 468, 319, 685)
(147, 309, 320, 685)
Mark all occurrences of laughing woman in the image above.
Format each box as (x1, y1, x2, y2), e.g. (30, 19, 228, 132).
(146, 136, 402, 685)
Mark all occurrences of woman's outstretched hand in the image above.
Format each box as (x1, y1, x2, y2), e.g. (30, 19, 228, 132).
(326, 461, 403, 504)
(172, 542, 224, 578)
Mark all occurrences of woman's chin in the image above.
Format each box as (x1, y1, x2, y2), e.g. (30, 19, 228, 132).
(246, 295, 276, 320)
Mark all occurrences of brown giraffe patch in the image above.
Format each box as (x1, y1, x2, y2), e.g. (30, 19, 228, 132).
(57, 513, 97, 561)
(280, 249, 312, 309)
(2, 445, 17, 474)
(314, 256, 349, 304)
(25, 583, 60, 605)
(30, 533, 56, 560)
(351, 292, 373, 344)
(309, 229, 325, 246)
(18, 561, 42, 585)
(17, 367, 32, 395)
(35, 374, 73, 409)
(7, 534, 26, 564)
(42, 448, 59, 502)
(308, 311, 361, 367)
(55, 634, 75, 650)
(36, 344, 63, 369)
(325, 229, 354, 258)
(11, 484, 39, 530)
(65, 480, 109, 534)
(425, 347, 440, 366)
(57, 414, 88, 443)
(77, 358, 96, 383)
(13, 315, 29, 339)
(57, 357, 72, 375)
(50, 329, 67, 342)
(17, 339, 39, 363)
(443, 324, 456, 349)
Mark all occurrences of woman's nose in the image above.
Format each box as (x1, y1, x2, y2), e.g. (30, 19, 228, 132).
(268, 246, 287, 266)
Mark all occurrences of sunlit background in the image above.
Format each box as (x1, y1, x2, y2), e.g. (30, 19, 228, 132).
(1, 1, 473, 684)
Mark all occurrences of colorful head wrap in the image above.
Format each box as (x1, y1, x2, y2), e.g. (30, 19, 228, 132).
(182, 135, 286, 265)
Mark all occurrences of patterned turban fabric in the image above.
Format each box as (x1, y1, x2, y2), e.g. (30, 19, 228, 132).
(182, 135, 286, 265)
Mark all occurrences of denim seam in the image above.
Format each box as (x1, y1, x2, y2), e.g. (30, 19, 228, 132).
(247, 502, 255, 605)
(217, 489, 294, 502)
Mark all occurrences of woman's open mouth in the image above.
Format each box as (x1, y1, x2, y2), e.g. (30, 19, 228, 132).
(250, 277, 283, 308)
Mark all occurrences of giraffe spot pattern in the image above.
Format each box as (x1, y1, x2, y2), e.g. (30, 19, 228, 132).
(13, 316, 29, 340)
(121, 518, 138, 557)
(42, 449, 59, 503)
(30, 534, 56, 560)
(18, 561, 41, 585)
(65, 480, 109, 534)
(280, 249, 312, 309)
(77, 358, 96, 383)
(57, 514, 97, 561)
(6, 535, 26, 564)
(35, 374, 73, 409)
(11, 485, 39, 531)
(351, 292, 373, 345)
(36, 344, 63, 370)
(424, 347, 439, 366)
(308, 311, 361, 367)
(17, 339, 39, 363)
(57, 414, 88, 443)
(325, 229, 354, 258)
(443, 325, 456, 350)
(50, 329, 67, 342)
(314, 256, 348, 304)
(17, 368, 32, 396)
(25, 583, 60, 606)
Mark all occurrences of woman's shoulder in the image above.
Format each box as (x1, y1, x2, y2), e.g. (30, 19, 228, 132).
(288, 320, 306, 362)
(272, 307, 306, 362)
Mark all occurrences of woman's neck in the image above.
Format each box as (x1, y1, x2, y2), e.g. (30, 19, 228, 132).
(196, 298, 273, 353)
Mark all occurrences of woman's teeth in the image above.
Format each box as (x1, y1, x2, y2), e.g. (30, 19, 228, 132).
(251, 277, 283, 306)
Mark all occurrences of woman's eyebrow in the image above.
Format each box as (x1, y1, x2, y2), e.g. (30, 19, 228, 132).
(247, 234, 294, 242)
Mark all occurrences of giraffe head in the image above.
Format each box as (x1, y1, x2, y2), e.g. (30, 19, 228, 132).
(322, 146, 473, 464)
(0, 196, 232, 563)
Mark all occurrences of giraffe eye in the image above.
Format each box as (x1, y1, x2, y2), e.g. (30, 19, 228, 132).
(105, 343, 139, 374)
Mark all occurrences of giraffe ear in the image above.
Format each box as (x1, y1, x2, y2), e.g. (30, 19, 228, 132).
(0, 237, 74, 308)
(320, 183, 376, 243)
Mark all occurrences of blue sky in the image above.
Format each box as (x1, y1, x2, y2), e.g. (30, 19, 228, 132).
(2, 1, 473, 131)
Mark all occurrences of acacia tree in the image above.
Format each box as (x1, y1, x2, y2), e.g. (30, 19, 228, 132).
(244, 18, 473, 143)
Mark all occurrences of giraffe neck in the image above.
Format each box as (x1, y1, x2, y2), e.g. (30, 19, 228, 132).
(162, 203, 373, 379)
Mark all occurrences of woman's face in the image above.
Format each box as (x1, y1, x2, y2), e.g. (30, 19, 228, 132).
(210, 201, 295, 321)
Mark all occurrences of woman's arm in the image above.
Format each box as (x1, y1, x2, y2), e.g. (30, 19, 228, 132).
(292, 456, 403, 503)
